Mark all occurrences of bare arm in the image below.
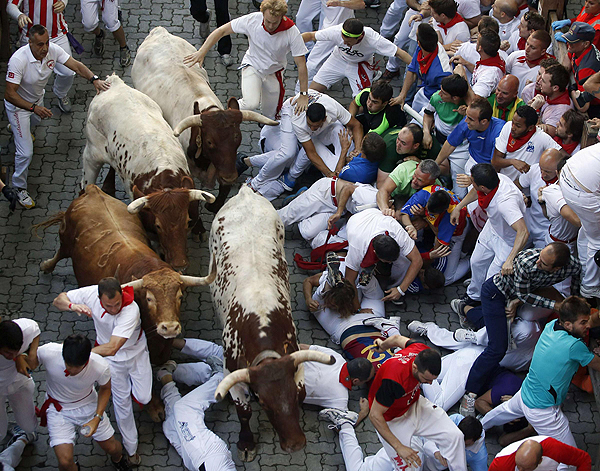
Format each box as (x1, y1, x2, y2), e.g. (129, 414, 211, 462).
(53, 292, 93, 317)
(396, 246, 423, 295)
(4, 82, 53, 118)
(501, 218, 529, 275)
(395, 47, 413, 65)
(302, 31, 317, 43)
(377, 177, 397, 216)
(583, 71, 600, 97)
(346, 116, 364, 154)
(587, 355, 600, 372)
(326, 0, 366, 8)
(92, 336, 128, 357)
(25, 334, 40, 372)
(183, 23, 235, 67)
(349, 99, 361, 117)
(302, 140, 336, 177)
(63, 57, 110, 92)
(491, 148, 531, 174)
(303, 274, 321, 312)
(435, 140, 457, 166)
(81, 379, 112, 437)
(559, 204, 582, 228)
(391, 71, 417, 107)
(422, 112, 435, 149)
(293, 55, 309, 114)
(375, 334, 411, 351)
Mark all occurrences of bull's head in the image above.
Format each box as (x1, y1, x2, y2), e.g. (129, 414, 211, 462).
(214, 350, 335, 453)
(127, 182, 215, 271)
(122, 264, 216, 339)
(173, 98, 278, 186)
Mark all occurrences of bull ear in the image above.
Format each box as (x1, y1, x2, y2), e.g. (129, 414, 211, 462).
(227, 97, 240, 110)
(181, 176, 194, 189)
(132, 185, 145, 199)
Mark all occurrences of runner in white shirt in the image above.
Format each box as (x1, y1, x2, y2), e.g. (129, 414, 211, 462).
(7, 0, 75, 112)
(450, 165, 528, 302)
(4, 24, 109, 209)
(502, 11, 546, 56)
(492, 106, 562, 181)
(492, 0, 520, 42)
(34, 335, 131, 471)
(430, 0, 471, 52)
(344, 208, 423, 306)
(505, 30, 553, 95)
(539, 176, 580, 253)
(184, 0, 309, 120)
(303, 19, 407, 97)
(246, 90, 363, 200)
(0, 319, 40, 443)
(53, 278, 152, 466)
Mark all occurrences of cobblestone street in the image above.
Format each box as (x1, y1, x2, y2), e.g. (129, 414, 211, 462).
(0, 0, 598, 468)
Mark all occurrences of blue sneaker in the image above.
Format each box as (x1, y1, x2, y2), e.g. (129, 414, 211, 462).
(280, 172, 296, 192)
(282, 186, 307, 206)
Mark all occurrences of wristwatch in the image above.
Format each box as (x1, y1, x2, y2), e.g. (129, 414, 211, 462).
(89, 75, 100, 84)
(94, 413, 103, 420)
(299, 91, 308, 96)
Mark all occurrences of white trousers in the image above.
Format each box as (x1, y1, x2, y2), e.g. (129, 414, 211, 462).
(313, 54, 375, 97)
(411, 88, 430, 114)
(560, 176, 600, 294)
(466, 225, 513, 301)
(81, 0, 121, 32)
(386, 9, 418, 72)
(378, 396, 467, 471)
(448, 142, 470, 200)
(278, 177, 337, 226)
(380, 0, 409, 38)
(173, 338, 224, 387)
(339, 423, 395, 471)
(161, 375, 236, 471)
(107, 347, 153, 456)
(304, 39, 337, 89)
(5, 99, 42, 190)
(0, 375, 37, 442)
(238, 65, 281, 120)
(444, 226, 470, 286)
(0, 434, 26, 470)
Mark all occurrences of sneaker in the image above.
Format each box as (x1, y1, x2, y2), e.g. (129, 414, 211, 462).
(128, 453, 141, 467)
(460, 293, 481, 307)
(454, 328, 477, 343)
(279, 172, 296, 192)
(93, 30, 105, 56)
(199, 10, 211, 38)
(56, 96, 72, 113)
(462, 277, 472, 287)
(450, 299, 471, 328)
(7, 425, 36, 446)
(407, 320, 428, 336)
(220, 53, 234, 67)
(326, 252, 344, 288)
(205, 355, 223, 376)
(155, 360, 177, 381)
(372, 69, 383, 82)
(459, 392, 477, 417)
(236, 152, 249, 176)
(367, 0, 381, 7)
(318, 408, 359, 430)
(112, 454, 133, 471)
(381, 69, 400, 81)
(283, 186, 307, 206)
(16, 188, 35, 209)
(363, 316, 400, 336)
(120, 46, 131, 67)
(118, 8, 123, 23)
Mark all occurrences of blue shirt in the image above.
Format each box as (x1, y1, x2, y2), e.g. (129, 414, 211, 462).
(407, 45, 452, 99)
(447, 117, 505, 164)
(449, 414, 488, 471)
(521, 319, 595, 409)
(338, 155, 378, 184)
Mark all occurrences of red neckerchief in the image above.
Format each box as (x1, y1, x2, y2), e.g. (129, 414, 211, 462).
(438, 13, 464, 33)
(545, 90, 571, 106)
(64, 359, 90, 377)
(507, 127, 536, 152)
(517, 36, 526, 50)
(417, 48, 437, 75)
(517, 51, 553, 67)
(339, 363, 353, 390)
(360, 231, 389, 268)
(99, 286, 135, 319)
(475, 54, 506, 74)
(262, 16, 295, 35)
(553, 135, 579, 155)
(543, 174, 558, 186)
(477, 185, 499, 210)
(572, 44, 594, 67)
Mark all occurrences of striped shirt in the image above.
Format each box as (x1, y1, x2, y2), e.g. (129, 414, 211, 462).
(493, 248, 581, 310)
(7, 0, 69, 41)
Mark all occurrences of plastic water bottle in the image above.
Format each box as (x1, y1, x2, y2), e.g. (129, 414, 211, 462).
(80, 425, 91, 437)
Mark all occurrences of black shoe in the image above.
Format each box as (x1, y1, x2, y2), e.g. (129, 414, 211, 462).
(381, 69, 400, 81)
(460, 294, 481, 307)
(93, 30, 105, 56)
(113, 455, 132, 471)
(236, 152, 249, 176)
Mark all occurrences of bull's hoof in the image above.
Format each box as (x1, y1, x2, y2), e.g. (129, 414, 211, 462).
(204, 202, 220, 214)
(238, 448, 257, 462)
(40, 260, 54, 274)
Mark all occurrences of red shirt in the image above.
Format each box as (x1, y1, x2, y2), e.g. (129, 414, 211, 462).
(368, 342, 429, 421)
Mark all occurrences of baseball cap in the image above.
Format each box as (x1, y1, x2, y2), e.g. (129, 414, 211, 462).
(564, 22, 596, 43)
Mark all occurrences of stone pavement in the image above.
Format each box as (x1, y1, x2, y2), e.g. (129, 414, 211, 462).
(0, 0, 598, 469)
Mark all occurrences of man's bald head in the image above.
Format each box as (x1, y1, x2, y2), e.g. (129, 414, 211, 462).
(495, 75, 520, 106)
(515, 440, 544, 471)
(496, 0, 519, 18)
(539, 149, 563, 181)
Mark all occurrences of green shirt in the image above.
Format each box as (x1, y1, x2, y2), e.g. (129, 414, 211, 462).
(379, 127, 442, 174)
(488, 94, 525, 121)
(389, 160, 419, 198)
(428, 91, 466, 126)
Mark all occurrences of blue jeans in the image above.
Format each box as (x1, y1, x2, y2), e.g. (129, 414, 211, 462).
(465, 278, 508, 395)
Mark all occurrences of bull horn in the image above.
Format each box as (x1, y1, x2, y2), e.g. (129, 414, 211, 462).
(127, 196, 149, 214)
(121, 279, 144, 290)
(290, 350, 336, 367)
(240, 110, 279, 126)
(214, 369, 250, 401)
(179, 259, 217, 286)
(188, 189, 216, 204)
(173, 115, 203, 136)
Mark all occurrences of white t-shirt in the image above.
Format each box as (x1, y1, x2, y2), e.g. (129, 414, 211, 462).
(314, 25, 397, 64)
(518, 163, 551, 241)
(562, 142, 600, 193)
(0, 318, 40, 389)
(67, 285, 146, 362)
(542, 183, 579, 243)
(345, 208, 415, 272)
(472, 63, 505, 98)
(38, 343, 111, 410)
(289, 90, 352, 143)
(433, 20, 471, 45)
(5, 42, 70, 103)
(494, 16, 520, 42)
(456, 0, 481, 19)
(231, 12, 308, 76)
(302, 345, 349, 409)
(495, 122, 561, 181)
(455, 42, 508, 83)
(506, 50, 540, 95)
(485, 174, 526, 242)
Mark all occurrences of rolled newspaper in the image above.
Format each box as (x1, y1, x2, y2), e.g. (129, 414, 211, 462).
(403, 104, 423, 126)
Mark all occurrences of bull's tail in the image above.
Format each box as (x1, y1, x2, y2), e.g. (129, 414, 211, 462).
(32, 212, 65, 239)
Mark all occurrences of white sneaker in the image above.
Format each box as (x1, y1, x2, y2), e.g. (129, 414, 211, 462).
(220, 53, 234, 67)
(199, 10, 211, 38)
(363, 316, 400, 336)
(453, 328, 477, 343)
(459, 393, 477, 417)
(7, 424, 37, 445)
(407, 320, 428, 336)
(462, 278, 472, 287)
(16, 189, 35, 209)
(318, 408, 358, 430)
(155, 360, 177, 381)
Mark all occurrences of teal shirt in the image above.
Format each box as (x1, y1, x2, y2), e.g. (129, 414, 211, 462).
(521, 319, 595, 409)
